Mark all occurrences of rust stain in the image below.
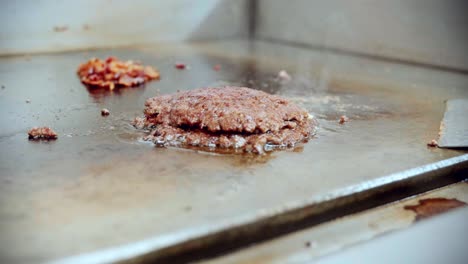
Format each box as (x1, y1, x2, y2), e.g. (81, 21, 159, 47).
(404, 198, 466, 221)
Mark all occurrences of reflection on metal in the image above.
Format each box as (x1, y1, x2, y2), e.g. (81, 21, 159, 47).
(52, 155, 468, 264)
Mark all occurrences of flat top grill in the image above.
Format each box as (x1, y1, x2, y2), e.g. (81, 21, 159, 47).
(0, 40, 467, 263)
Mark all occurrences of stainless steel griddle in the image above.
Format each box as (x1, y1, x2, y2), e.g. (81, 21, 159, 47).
(0, 40, 467, 263)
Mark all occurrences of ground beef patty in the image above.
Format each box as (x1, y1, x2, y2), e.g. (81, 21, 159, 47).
(138, 86, 316, 154)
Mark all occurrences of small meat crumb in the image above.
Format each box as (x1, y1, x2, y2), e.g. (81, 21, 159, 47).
(28, 127, 58, 140)
(26, 99, 31, 103)
(132, 117, 147, 129)
(53, 26, 68, 32)
(175, 63, 186, 70)
(427, 139, 438, 147)
(82, 24, 91, 30)
(101, 108, 110, 116)
(213, 64, 221, 71)
(339, 115, 348, 124)
(277, 70, 291, 82)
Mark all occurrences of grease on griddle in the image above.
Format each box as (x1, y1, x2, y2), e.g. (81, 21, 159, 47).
(404, 198, 466, 221)
(53, 26, 68, 32)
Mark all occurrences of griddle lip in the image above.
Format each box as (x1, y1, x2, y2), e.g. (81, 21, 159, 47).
(50, 154, 468, 264)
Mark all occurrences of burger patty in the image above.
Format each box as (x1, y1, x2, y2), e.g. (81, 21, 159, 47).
(138, 86, 316, 154)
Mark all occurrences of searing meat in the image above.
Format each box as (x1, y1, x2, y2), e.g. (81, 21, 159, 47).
(136, 86, 316, 154)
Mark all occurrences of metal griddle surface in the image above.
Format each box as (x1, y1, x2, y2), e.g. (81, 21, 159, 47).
(0, 40, 467, 263)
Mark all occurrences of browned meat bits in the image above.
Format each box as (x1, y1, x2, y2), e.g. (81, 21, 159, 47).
(136, 86, 316, 154)
(339, 115, 348, 124)
(175, 63, 187, 70)
(28, 127, 58, 140)
(427, 139, 438, 147)
(101, 108, 110, 116)
(77, 57, 160, 90)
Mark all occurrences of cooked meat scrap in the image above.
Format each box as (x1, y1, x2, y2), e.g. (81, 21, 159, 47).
(77, 57, 160, 90)
(139, 86, 316, 154)
(101, 108, 110, 116)
(175, 63, 187, 70)
(339, 115, 348, 124)
(28, 127, 58, 140)
(427, 139, 438, 147)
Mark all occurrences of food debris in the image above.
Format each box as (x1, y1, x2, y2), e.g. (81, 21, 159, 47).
(427, 139, 438, 147)
(53, 26, 68, 32)
(28, 127, 58, 140)
(175, 63, 187, 70)
(305, 241, 317, 248)
(213, 64, 221, 71)
(101, 108, 110, 116)
(1, 85, 5, 89)
(339, 115, 348, 124)
(82, 24, 91, 30)
(277, 70, 291, 82)
(25, 99, 31, 103)
(77, 56, 160, 90)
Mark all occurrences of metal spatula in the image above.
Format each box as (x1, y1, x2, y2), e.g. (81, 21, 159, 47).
(438, 99, 468, 148)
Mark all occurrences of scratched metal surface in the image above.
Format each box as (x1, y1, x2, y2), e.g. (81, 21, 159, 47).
(0, 40, 467, 263)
